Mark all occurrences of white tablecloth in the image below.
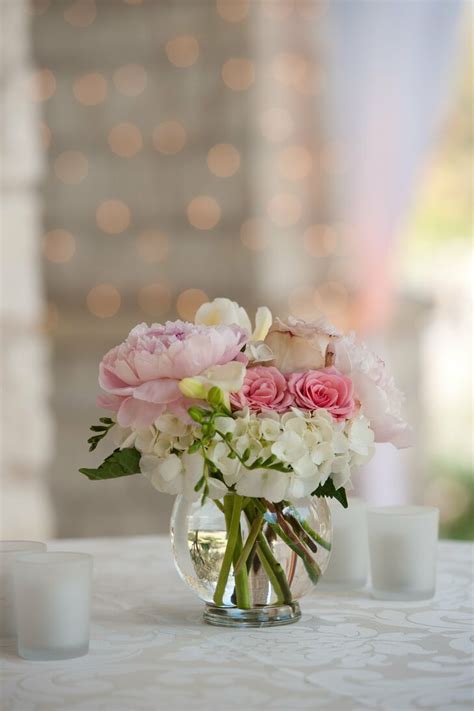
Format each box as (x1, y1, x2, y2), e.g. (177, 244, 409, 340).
(1, 536, 473, 710)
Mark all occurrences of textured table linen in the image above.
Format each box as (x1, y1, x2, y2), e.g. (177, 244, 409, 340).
(1, 536, 473, 711)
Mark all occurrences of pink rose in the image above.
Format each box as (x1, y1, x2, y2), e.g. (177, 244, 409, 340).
(287, 368, 355, 421)
(230, 366, 293, 413)
(98, 321, 248, 428)
(265, 316, 340, 373)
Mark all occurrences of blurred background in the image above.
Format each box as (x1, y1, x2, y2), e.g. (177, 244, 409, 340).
(1, 0, 472, 541)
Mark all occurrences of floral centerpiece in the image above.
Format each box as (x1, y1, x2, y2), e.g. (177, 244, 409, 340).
(81, 298, 410, 627)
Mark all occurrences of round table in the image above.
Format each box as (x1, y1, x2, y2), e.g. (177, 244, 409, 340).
(2, 537, 473, 710)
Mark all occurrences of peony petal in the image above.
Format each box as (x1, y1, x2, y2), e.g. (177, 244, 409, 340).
(117, 397, 165, 428)
(133, 379, 182, 405)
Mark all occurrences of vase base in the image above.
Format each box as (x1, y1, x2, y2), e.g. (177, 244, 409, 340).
(203, 602, 301, 628)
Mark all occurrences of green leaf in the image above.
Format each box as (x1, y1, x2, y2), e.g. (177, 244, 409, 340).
(79, 448, 141, 481)
(313, 478, 348, 508)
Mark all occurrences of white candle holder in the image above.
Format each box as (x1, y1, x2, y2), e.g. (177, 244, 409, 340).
(320, 498, 369, 591)
(14, 552, 93, 660)
(368, 506, 439, 601)
(0, 541, 46, 638)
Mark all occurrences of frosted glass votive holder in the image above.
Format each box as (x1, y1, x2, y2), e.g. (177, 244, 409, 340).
(0, 541, 46, 638)
(14, 552, 93, 660)
(368, 506, 439, 601)
(321, 498, 368, 591)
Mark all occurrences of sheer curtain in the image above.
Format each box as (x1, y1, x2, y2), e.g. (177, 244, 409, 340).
(325, 0, 465, 503)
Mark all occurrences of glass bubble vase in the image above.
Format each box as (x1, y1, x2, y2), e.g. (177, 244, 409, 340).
(170, 494, 332, 628)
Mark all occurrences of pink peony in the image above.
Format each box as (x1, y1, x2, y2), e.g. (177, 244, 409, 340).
(230, 366, 293, 413)
(287, 368, 355, 421)
(336, 334, 412, 447)
(98, 321, 248, 428)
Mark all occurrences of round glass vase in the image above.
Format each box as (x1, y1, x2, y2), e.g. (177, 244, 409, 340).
(170, 494, 332, 628)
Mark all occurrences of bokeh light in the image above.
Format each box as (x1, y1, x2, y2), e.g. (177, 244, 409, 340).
(63, 0, 96, 28)
(108, 122, 143, 157)
(42, 229, 76, 263)
(222, 58, 255, 91)
(207, 143, 241, 177)
(28, 0, 51, 16)
(278, 144, 313, 181)
(96, 200, 131, 235)
(262, 0, 293, 20)
(113, 64, 147, 96)
(272, 52, 306, 88)
(86, 284, 121, 318)
(293, 63, 325, 96)
(259, 107, 294, 143)
(73, 72, 108, 106)
(54, 150, 88, 184)
(165, 35, 200, 68)
(137, 283, 172, 317)
(176, 288, 209, 321)
(216, 0, 249, 22)
(152, 121, 187, 155)
(136, 230, 169, 263)
(267, 193, 302, 227)
(29, 68, 56, 102)
(303, 224, 338, 257)
(239, 217, 269, 251)
(187, 196, 221, 230)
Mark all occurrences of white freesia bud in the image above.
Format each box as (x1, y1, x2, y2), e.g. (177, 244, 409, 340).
(195, 297, 252, 333)
(179, 377, 208, 400)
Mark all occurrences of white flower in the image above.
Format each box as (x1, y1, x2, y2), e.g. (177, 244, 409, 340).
(180, 361, 246, 398)
(195, 297, 273, 342)
(140, 452, 204, 500)
(155, 414, 190, 438)
(208, 442, 241, 483)
(113, 425, 138, 450)
(271, 431, 307, 465)
(259, 417, 281, 442)
(346, 413, 375, 456)
(234, 468, 288, 502)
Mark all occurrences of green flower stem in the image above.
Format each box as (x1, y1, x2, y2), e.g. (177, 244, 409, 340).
(298, 517, 331, 552)
(234, 511, 264, 575)
(233, 522, 251, 609)
(256, 530, 292, 604)
(213, 494, 244, 607)
(243, 504, 288, 605)
(254, 500, 322, 585)
(213, 499, 225, 514)
(281, 501, 332, 552)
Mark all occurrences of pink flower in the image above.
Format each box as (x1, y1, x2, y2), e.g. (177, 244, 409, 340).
(98, 321, 248, 428)
(336, 335, 412, 447)
(230, 366, 293, 413)
(287, 368, 355, 421)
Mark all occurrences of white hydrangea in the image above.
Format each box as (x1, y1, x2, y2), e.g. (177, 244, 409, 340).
(120, 404, 374, 503)
(203, 408, 374, 503)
